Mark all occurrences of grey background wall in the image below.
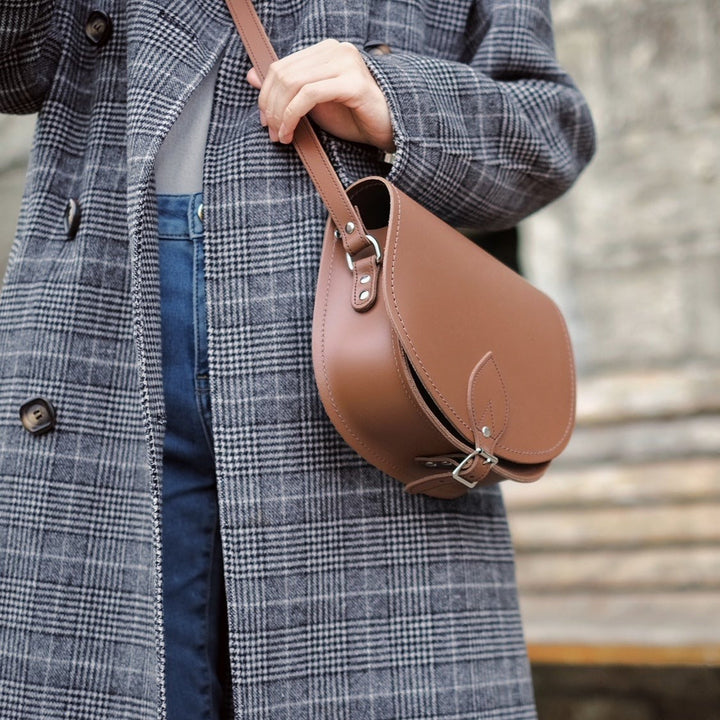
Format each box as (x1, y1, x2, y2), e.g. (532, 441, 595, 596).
(505, 0, 720, 665)
(1, 0, 719, 686)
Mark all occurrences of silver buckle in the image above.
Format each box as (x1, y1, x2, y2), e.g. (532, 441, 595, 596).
(451, 447, 499, 488)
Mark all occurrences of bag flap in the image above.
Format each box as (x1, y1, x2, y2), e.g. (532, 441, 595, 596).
(350, 178, 576, 465)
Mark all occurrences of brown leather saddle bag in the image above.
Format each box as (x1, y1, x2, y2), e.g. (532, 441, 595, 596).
(313, 177, 575, 499)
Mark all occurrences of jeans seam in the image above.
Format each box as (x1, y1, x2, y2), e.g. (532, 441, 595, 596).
(205, 512, 222, 720)
(193, 235, 215, 461)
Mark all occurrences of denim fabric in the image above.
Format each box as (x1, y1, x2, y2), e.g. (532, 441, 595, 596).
(157, 193, 230, 720)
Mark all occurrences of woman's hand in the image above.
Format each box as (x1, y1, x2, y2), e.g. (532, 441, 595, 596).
(246, 39, 395, 153)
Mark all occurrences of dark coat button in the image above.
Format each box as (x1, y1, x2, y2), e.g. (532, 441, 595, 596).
(20, 398, 57, 435)
(64, 198, 81, 238)
(85, 11, 113, 47)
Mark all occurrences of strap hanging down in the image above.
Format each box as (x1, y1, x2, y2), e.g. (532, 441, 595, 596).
(224, 0, 371, 257)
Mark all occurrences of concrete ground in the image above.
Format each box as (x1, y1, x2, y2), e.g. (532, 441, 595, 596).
(533, 664, 720, 720)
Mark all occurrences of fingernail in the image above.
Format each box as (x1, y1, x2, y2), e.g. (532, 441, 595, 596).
(278, 124, 290, 143)
(259, 110, 267, 127)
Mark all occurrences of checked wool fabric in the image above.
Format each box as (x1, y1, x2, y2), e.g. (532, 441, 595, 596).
(0, 0, 594, 718)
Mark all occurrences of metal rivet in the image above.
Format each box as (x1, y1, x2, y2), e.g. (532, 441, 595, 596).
(441, 460, 454, 467)
(197, 203, 204, 222)
(482, 426, 492, 438)
(334, 229, 342, 240)
(345, 221, 355, 234)
(424, 461, 437, 468)
(360, 275, 371, 284)
(359, 290, 370, 301)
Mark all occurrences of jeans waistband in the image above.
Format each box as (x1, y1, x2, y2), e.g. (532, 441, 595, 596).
(157, 192, 204, 239)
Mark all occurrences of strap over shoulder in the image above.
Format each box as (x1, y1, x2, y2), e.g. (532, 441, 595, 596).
(224, 0, 374, 258)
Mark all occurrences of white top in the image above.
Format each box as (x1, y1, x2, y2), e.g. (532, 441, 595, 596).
(154, 61, 220, 195)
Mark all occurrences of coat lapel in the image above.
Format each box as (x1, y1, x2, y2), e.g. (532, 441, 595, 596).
(126, 0, 235, 190)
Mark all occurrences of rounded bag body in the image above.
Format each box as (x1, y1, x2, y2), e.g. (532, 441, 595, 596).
(312, 176, 576, 499)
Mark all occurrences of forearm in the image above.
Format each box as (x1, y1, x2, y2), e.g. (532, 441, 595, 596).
(359, 1, 595, 230)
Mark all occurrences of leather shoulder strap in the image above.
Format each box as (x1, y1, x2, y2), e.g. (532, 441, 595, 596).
(224, 0, 370, 256)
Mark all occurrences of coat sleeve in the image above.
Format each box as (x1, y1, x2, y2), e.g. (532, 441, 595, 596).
(359, 0, 596, 231)
(0, 0, 59, 114)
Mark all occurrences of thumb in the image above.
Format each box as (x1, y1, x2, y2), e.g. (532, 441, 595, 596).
(246, 67, 262, 90)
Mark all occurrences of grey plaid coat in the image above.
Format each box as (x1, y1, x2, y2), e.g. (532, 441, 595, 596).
(0, 0, 594, 718)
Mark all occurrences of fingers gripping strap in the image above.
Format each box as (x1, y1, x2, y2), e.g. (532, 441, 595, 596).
(224, 0, 368, 255)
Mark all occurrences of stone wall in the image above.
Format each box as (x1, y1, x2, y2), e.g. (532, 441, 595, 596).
(523, 0, 720, 377)
(506, 0, 720, 675)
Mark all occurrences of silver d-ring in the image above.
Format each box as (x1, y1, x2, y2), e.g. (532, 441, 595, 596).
(345, 234, 382, 272)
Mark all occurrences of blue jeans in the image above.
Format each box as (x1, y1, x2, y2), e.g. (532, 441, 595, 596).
(157, 193, 230, 720)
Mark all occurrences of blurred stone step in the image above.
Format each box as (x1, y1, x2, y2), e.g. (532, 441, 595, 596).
(557, 415, 720, 466)
(576, 367, 720, 424)
(509, 503, 720, 550)
(515, 546, 720, 591)
(518, 591, 720, 648)
(503, 458, 720, 509)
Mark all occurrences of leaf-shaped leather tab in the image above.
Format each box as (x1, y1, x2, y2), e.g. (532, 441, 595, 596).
(468, 351, 509, 453)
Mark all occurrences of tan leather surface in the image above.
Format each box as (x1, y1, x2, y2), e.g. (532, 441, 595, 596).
(468, 352, 508, 457)
(351, 254, 379, 312)
(381, 179, 576, 463)
(313, 226, 459, 481)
